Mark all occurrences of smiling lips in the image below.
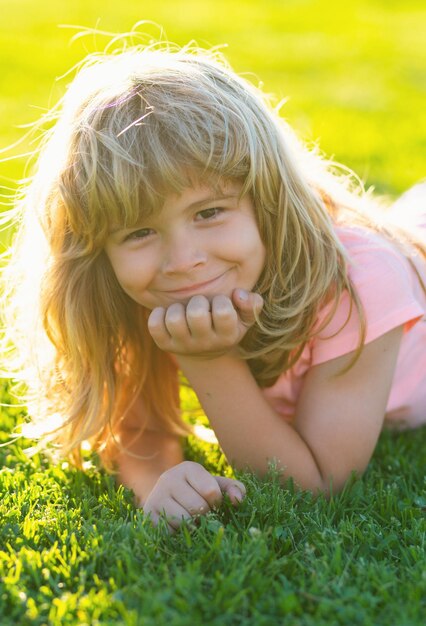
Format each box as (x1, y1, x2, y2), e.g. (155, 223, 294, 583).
(163, 270, 229, 295)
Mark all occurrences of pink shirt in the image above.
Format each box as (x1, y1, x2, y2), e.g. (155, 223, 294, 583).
(262, 193, 426, 430)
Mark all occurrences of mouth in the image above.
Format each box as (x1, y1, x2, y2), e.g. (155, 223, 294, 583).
(162, 270, 230, 296)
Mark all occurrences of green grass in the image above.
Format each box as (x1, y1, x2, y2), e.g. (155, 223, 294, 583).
(1, 1, 426, 624)
(0, 380, 425, 625)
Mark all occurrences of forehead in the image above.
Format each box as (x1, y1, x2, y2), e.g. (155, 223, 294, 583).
(161, 178, 243, 209)
(109, 177, 244, 232)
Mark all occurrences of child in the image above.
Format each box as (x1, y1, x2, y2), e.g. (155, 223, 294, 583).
(1, 41, 425, 534)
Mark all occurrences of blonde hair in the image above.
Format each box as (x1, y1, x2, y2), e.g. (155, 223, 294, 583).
(2, 38, 425, 468)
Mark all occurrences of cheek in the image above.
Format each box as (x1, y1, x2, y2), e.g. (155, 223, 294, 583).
(243, 224, 267, 283)
(223, 218, 262, 256)
(236, 224, 266, 268)
(108, 252, 152, 294)
(221, 225, 266, 286)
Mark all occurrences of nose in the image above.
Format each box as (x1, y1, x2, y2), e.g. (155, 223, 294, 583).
(162, 231, 207, 276)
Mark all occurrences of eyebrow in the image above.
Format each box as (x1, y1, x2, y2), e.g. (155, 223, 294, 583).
(109, 193, 239, 235)
(185, 193, 239, 211)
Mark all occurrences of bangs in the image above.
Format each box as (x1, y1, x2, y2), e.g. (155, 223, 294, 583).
(64, 54, 258, 248)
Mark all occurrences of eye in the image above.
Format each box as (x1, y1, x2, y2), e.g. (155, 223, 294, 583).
(196, 207, 224, 221)
(124, 228, 155, 242)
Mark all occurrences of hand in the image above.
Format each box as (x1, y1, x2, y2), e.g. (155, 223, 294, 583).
(147, 289, 263, 359)
(143, 461, 246, 534)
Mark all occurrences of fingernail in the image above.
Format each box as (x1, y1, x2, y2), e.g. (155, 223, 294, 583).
(232, 488, 244, 502)
(237, 289, 248, 301)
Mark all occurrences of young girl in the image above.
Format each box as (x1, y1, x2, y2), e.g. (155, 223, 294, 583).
(2, 41, 425, 534)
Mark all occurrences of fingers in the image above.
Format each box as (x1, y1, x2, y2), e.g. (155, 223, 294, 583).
(147, 291, 262, 357)
(169, 479, 211, 518)
(145, 489, 210, 534)
(144, 464, 247, 536)
(185, 295, 212, 337)
(147, 306, 168, 348)
(184, 461, 223, 510)
(148, 295, 239, 352)
(148, 297, 214, 346)
(147, 503, 185, 534)
(164, 303, 189, 340)
(214, 476, 247, 506)
(148, 302, 201, 351)
(232, 289, 264, 327)
(143, 462, 224, 534)
(210, 295, 239, 338)
(184, 295, 238, 340)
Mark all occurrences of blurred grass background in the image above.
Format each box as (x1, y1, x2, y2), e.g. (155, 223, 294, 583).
(0, 0, 425, 203)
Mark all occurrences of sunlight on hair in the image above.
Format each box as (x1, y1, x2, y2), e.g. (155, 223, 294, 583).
(1, 24, 425, 470)
(20, 412, 64, 439)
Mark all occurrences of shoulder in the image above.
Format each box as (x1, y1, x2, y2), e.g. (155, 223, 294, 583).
(312, 225, 425, 365)
(338, 224, 412, 273)
(340, 226, 423, 306)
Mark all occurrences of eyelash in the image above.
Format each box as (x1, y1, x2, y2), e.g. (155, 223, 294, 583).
(196, 207, 224, 221)
(124, 228, 155, 242)
(124, 207, 225, 242)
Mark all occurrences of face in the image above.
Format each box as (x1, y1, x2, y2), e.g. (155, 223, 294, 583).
(104, 180, 266, 310)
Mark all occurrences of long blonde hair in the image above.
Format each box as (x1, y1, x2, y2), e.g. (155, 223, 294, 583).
(2, 39, 425, 468)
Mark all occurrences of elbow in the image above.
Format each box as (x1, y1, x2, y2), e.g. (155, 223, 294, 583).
(279, 476, 343, 499)
(314, 469, 364, 499)
(243, 456, 327, 495)
(275, 466, 358, 499)
(304, 449, 366, 498)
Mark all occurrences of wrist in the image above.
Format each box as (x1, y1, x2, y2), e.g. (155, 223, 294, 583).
(177, 349, 240, 368)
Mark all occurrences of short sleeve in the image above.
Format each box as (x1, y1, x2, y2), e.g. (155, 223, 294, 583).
(311, 228, 425, 366)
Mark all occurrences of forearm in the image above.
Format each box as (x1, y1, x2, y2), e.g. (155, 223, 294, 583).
(178, 354, 325, 492)
(114, 428, 184, 506)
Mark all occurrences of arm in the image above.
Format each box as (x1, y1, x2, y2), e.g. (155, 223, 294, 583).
(116, 418, 246, 534)
(115, 425, 185, 507)
(108, 386, 184, 505)
(147, 290, 404, 495)
(178, 325, 404, 494)
(113, 392, 246, 532)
